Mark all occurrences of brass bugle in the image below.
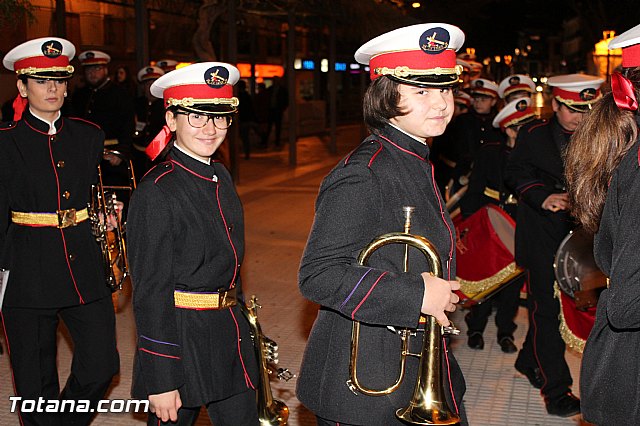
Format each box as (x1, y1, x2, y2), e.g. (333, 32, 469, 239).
(346, 206, 460, 425)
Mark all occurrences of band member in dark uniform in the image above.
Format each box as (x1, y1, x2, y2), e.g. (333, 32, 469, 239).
(133, 65, 165, 179)
(297, 23, 467, 425)
(505, 73, 603, 417)
(71, 50, 136, 209)
(0, 37, 119, 425)
(450, 78, 502, 181)
(460, 98, 536, 353)
(566, 24, 640, 425)
(127, 62, 259, 425)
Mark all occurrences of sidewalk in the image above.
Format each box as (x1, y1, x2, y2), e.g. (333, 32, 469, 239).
(0, 125, 588, 425)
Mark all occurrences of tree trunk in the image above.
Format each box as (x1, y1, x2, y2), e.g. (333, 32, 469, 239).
(193, 0, 225, 61)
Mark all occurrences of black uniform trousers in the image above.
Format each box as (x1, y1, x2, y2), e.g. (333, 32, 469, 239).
(1, 296, 119, 426)
(464, 275, 521, 340)
(515, 265, 572, 400)
(147, 389, 259, 426)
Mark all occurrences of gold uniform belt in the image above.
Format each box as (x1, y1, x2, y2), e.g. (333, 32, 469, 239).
(483, 187, 518, 205)
(11, 208, 89, 229)
(174, 287, 237, 310)
(104, 138, 119, 146)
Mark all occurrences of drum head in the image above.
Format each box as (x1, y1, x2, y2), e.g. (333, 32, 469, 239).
(486, 204, 515, 255)
(554, 228, 606, 298)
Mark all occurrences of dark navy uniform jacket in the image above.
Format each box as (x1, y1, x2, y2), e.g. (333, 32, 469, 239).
(460, 140, 516, 219)
(128, 147, 258, 407)
(71, 78, 135, 156)
(505, 116, 575, 268)
(449, 110, 503, 179)
(297, 124, 467, 425)
(581, 133, 640, 424)
(0, 109, 108, 308)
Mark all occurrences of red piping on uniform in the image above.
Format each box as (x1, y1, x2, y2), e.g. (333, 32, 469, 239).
(1, 312, 25, 426)
(442, 337, 460, 414)
(138, 347, 181, 360)
(518, 182, 544, 195)
(24, 116, 65, 135)
(215, 184, 239, 289)
(228, 309, 256, 390)
(67, 116, 100, 129)
(47, 132, 84, 304)
(154, 162, 175, 184)
(367, 143, 384, 167)
(169, 159, 240, 287)
(351, 271, 387, 320)
(170, 160, 213, 181)
(527, 272, 547, 393)
(429, 162, 454, 280)
(527, 121, 548, 133)
(378, 135, 426, 162)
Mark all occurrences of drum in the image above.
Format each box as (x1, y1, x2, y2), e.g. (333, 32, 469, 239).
(454, 204, 525, 308)
(553, 227, 607, 353)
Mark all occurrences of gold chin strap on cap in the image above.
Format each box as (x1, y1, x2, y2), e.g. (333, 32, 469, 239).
(375, 64, 463, 78)
(555, 94, 602, 110)
(16, 65, 75, 77)
(167, 97, 239, 109)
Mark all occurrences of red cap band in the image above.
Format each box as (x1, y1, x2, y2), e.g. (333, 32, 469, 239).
(504, 84, 534, 97)
(14, 55, 70, 72)
(163, 84, 233, 106)
(498, 109, 534, 130)
(552, 87, 600, 103)
(369, 49, 456, 80)
(622, 44, 640, 68)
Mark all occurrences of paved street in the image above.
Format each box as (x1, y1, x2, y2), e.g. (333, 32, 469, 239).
(1, 125, 588, 425)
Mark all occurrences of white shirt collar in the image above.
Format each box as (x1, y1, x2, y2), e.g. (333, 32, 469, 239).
(388, 122, 427, 145)
(29, 108, 61, 135)
(174, 142, 211, 165)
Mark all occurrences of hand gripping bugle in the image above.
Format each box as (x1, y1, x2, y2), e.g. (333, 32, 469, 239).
(88, 149, 136, 291)
(347, 206, 460, 425)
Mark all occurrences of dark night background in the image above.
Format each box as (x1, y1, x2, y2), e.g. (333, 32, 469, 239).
(406, 0, 640, 59)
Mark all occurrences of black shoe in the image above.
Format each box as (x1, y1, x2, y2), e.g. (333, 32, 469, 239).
(545, 392, 580, 417)
(467, 332, 484, 350)
(515, 364, 544, 389)
(498, 336, 517, 353)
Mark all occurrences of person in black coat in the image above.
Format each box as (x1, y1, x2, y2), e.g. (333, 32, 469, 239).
(132, 65, 166, 179)
(127, 62, 259, 426)
(460, 97, 536, 353)
(0, 37, 119, 426)
(297, 23, 467, 426)
(71, 50, 136, 210)
(565, 25, 640, 425)
(505, 73, 604, 417)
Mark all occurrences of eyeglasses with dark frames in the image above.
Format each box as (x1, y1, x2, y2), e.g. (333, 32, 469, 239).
(175, 112, 233, 130)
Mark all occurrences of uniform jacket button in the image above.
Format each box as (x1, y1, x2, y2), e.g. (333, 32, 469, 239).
(62, 191, 70, 199)
(69, 254, 76, 261)
(57, 160, 65, 168)
(50, 135, 56, 142)
(228, 224, 233, 232)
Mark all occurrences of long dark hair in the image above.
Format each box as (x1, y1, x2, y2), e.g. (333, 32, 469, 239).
(566, 67, 640, 233)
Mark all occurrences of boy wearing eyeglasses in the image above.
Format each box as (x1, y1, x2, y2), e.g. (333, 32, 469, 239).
(126, 62, 259, 426)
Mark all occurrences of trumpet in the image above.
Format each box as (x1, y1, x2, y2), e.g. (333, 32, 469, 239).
(347, 206, 460, 425)
(88, 149, 136, 291)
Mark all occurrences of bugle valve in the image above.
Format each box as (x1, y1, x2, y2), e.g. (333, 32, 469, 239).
(88, 149, 136, 291)
(347, 206, 460, 425)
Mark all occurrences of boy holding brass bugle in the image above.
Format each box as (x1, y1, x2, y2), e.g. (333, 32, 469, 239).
(297, 23, 468, 426)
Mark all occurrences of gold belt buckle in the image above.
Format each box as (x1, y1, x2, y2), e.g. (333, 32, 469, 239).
(57, 208, 77, 228)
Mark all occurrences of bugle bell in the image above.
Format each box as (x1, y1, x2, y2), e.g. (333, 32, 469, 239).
(347, 206, 460, 425)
